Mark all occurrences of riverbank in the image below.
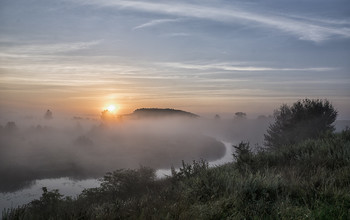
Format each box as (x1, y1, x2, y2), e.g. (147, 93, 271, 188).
(156, 140, 235, 178)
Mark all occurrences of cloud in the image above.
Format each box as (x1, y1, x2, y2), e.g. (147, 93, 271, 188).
(71, 0, 350, 42)
(162, 33, 191, 37)
(157, 62, 336, 72)
(133, 18, 181, 30)
(284, 14, 350, 26)
(0, 40, 102, 56)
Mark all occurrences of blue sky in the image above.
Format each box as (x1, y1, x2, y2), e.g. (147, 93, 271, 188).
(0, 0, 349, 118)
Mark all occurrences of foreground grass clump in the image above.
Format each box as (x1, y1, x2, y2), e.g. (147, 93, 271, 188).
(3, 129, 350, 219)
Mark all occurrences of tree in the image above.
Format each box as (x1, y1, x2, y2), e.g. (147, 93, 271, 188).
(5, 121, 18, 133)
(234, 112, 247, 120)
(44, 109, 53, 120)
(101, 109, 114, 121)
(264, 99, 337, 149)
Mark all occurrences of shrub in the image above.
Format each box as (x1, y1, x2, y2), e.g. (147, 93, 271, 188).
(232, 142, 254, 172)
(265, 99, 337, 149)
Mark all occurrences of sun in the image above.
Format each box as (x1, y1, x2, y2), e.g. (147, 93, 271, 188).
(106, 104, 117, 112)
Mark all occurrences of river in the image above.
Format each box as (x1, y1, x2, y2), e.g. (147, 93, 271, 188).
(0, 140, 234, 214)
(156, 141, 234, 177)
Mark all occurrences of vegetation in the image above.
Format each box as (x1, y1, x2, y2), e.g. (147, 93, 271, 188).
(265, 99, 337, 149)
(3, 129, 350, 219)
(2, 100, 348, 219)
(131, 108, 199, 118)
(44, 110, 53, 120)
(234, 112, 247, 120)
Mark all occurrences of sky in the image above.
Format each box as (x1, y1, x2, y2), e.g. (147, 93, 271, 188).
(0, 0, 350, 119)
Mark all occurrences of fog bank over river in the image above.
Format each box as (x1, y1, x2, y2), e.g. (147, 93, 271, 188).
(1, 116, 229, 193)
(0, 139, 234, 212)
(1, 112, 348, 212)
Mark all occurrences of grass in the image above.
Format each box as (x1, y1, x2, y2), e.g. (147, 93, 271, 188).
(3, 129, 350, 219)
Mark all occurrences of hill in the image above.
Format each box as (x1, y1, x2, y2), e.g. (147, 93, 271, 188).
(129, 108, 199, 119)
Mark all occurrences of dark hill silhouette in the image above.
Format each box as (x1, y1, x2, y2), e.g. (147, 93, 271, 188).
(130, 108, 199, 119)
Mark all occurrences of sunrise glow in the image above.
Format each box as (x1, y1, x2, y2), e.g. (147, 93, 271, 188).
(106, 104, 117, 113)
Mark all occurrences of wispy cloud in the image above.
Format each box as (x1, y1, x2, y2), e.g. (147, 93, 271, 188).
(162, 33, 191, 37)
(284, 14, 350, 26)
(157, 62, 336, 72)
(133, 18, 181, 30)
(0, 40, 102, 55)
(72, 0, 350, 42)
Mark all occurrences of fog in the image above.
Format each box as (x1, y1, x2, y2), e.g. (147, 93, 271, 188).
(0, 111, 275, 193)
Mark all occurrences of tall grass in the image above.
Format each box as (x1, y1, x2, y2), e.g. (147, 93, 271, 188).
(3, 129, 350, 219)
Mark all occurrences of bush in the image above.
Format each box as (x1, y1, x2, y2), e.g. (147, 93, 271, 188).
(232, 142, 254, 172)
(265, 99, 337, 149)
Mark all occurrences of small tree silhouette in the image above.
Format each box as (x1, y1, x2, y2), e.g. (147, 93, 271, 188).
(234, 112, 247, 120)
(101, 109, 114, 121)
(44, 110, 53, 120)
(5, 121, 18, 133)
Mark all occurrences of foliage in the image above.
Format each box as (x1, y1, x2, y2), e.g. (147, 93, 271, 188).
(265, 98, 337, 149)
(232, 142, 254, 172)
(133, 108, 199, 118)
(234, 112, 247, 120)
(171, 159, 209, 179)
(4, 122, 18, 133)
(100, 109, 114, 121)
(3, 129, 350, 219)
(3, 187, 73, 220)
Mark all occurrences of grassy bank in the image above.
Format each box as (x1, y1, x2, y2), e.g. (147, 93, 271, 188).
(3, 129, 350, 219)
